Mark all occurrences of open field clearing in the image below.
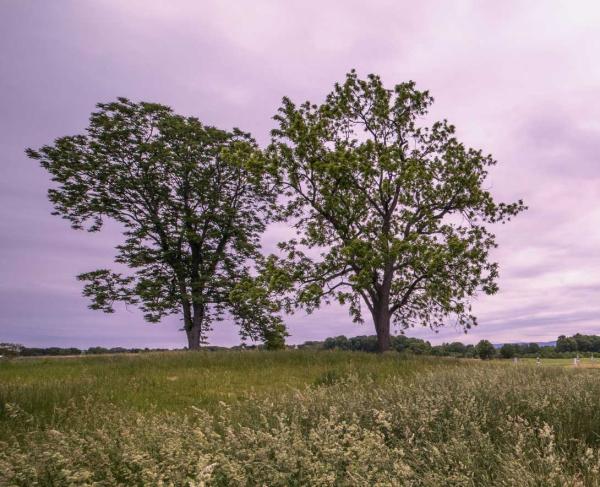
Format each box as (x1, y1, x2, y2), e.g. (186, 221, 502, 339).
(3, 352, 600, 486)
(521, 357, 600, 368)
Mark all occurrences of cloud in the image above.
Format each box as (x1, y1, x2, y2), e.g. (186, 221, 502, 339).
(2, 1, 600, 347)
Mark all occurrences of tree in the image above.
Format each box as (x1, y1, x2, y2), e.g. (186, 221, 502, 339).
(268, 71, 525, 352)
(588, 336, 600, 353)
(476, 340, 496, 360)
(446, 341, 467, 356)
(556, 335, 578, 353)
(499, 343, 516, 359)
(260, 322, 288, 350)
(349, 335, 379, 352)
(323, 335, 350, 350)
(27, 99, 279, 349)
(391, 335, 410, 353)
(406, 338, 432, 355)
(464, 344, 477, 358)
(573, 333, 591, 352)
(0, 343, 23, 358)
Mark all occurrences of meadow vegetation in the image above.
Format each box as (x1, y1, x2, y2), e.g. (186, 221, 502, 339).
(2, 351, 600, 486)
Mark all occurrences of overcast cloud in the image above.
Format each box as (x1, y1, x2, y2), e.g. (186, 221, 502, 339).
(1, 0, 600, 348)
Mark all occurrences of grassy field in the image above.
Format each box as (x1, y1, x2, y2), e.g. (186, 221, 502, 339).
(0, 351, 455, 430)
(2, 352, 600, 485)
(521, 356, 600, 368)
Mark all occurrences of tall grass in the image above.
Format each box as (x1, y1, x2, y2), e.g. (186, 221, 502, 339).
(2, 352, 600, 485)
(0, 350, 447, 431)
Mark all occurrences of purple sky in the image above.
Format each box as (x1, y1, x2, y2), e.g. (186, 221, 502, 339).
(2, 1, 600, 348)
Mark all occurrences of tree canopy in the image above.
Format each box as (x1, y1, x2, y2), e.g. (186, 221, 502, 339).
(27, 72, 526, 352)
(27, 98, 281, 349)
(476, 340, 496, 360)
(267, 71, 525, 352)
(499, 343, 516, 359)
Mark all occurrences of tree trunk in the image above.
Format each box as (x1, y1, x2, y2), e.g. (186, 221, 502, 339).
(181, 297, 202, 350)
(186, 302, 204, 351)
(372, 305, 391, 353)
(186, 325, 201, 350)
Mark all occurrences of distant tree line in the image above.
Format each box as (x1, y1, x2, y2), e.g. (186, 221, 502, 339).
(493, 334, 600, 359)
(297, 335, 482, 357)
(0, 343, 294, 357)
(299, 335, 435, 354)
(296, 333, 600, 360)
(555, 334, 600, 352)
(0, 344, 175, 357)
(4, 333, 597, 359)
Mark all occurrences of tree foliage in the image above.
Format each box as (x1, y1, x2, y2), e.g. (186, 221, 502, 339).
(499, 343, 516, 359)
(556, 335, 578, 353)
(476, 340, 496, 360)
(0, 343, 23, 357)
(268, 71, 525, 351)
(27, 99, 281, 348)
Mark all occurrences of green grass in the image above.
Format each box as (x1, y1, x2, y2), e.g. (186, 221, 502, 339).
(3, 352, 600, 486)
(521, 356, 600, 368)
(0, 350, 460, 434)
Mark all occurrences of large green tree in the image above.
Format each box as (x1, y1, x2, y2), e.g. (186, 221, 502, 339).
(27, 98, 280, 349)
(268, 71, 525, 352)
(476, 340, 497, 360)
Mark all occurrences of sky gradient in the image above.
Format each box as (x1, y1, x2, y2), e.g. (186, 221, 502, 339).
(2, 1, 600, 348)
